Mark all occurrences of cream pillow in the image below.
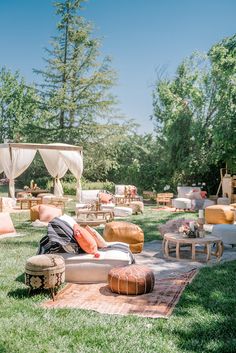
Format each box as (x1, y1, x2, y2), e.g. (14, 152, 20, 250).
(85, 225, 107, 248)
(39, 204, 62, 222)
(59, 214, 77, 229)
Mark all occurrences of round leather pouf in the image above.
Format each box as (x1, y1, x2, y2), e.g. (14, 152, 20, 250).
(108, 264, 155, 295)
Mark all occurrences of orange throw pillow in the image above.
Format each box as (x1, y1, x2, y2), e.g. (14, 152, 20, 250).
(39, 204, 62, 223)
(73, 224, 98, 254)
(99, 192, 113, 204)
(0, 212, 16, 235)
(85, 225, 107, 248)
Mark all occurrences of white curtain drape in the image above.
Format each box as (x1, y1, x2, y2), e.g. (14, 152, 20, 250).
(0, 147, 36, 197)
(0, 157, 4, 174)
(0, 143, 83, 199)
(60, 150, 83, 201)
(39, 149, 68, 196)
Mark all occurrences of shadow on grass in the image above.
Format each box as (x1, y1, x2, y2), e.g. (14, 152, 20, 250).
(0, 239, 39, 248)
(0, 343, 8, 353)
(168, 261, 236, 353)
(7, 287, 30, 299)
(15, 273, 25, 283)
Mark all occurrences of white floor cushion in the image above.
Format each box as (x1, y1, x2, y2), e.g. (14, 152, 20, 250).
(211, 224, 236, 245)
(60, 247, 132, 283)
(114, 206, 133, 217)
(172, 198, 192, 210)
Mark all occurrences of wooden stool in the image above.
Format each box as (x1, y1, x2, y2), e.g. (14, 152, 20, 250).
(25, 254, 65, 300)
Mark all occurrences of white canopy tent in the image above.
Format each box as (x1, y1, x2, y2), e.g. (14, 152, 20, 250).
(0, 143, 83, 200)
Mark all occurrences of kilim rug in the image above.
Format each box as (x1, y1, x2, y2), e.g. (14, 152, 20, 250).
(42, 269, 198, 318)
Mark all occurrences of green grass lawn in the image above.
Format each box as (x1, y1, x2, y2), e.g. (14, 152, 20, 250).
(0, 205, 235, 353)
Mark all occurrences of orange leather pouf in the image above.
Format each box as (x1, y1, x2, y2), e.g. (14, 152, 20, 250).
(103, 221, 144, 253)
(108, 265, 155, 295)
(30, 205, 40, 221)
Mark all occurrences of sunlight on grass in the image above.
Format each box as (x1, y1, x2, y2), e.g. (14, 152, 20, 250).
(0, 205, 235, 352)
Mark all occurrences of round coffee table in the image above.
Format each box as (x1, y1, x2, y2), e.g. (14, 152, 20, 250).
(163, 233, 223, 262)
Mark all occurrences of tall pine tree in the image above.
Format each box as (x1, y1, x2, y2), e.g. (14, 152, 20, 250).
(34, 0, 116, 142)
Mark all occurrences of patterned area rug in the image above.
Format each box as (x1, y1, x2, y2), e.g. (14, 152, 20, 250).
(42, 269, 198, 318)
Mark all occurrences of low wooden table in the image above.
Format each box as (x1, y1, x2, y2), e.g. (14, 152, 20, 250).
(163, 232, 224, 262)
(17, 197, 42, 210)
(76, 209, 114, 226)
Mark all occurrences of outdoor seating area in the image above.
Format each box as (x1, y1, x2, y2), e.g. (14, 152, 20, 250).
(1, 174, 236, 352)
(1, 0, 236, 350)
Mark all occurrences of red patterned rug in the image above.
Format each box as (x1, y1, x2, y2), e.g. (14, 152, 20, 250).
(42, 269, 198, 318)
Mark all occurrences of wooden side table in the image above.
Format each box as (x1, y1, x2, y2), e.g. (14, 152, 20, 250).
(17, 197, 42, 210)
(76, 209, 114, 226)
(163, 233, 224, 262)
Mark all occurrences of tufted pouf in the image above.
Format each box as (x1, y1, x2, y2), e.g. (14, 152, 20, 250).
(103, 221, 144, 253)
(205, 205, 235, 224)
(108, 264, 155, 295)
(129, 201, 144, 214)
(25, 254, 65, 300)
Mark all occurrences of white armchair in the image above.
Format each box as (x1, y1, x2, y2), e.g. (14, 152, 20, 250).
(172, 186, 201, 210)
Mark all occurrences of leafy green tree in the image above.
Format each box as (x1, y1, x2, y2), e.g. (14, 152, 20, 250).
(0, 68, 39, 143)
(34, 0, 116, 143)
(152, 53, 222, 191)
(208, 35, 236, 170)
(152, 33, 236, 193)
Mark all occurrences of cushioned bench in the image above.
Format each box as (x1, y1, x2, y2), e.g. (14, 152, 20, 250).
(60, 243, 134, 283)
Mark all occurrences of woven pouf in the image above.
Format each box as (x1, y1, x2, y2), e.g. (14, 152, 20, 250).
(108, 265, 155, 295)
(25, 254, 65, 300)
(103, 221, 144, 253)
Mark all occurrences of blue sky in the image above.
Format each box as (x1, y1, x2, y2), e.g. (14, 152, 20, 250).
(0, 0, 235, 133)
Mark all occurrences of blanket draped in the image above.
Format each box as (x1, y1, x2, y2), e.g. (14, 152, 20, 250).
(37, 217, 83, 255)
(37, 217, 135, 264)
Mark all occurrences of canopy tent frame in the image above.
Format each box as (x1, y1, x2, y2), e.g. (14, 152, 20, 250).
(0, 142, 83, 200)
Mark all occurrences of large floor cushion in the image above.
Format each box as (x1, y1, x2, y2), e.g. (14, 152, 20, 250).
(103, 221, 144, 253)
(172, 198, 192, 210)
(0, 212, 16, 236)
(60, 248, 133, 283)
(100, 203, 115, 212)
(205, 205, 235, 224)
(114, 206, 133, 217)
(211, 224, 236, 245)
(108, 264, 155, 295)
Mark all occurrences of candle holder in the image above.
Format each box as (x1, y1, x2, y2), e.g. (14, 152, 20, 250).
(197, 217, 205, 237)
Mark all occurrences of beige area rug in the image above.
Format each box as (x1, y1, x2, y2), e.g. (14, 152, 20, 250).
(42, 269, 198, 318)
